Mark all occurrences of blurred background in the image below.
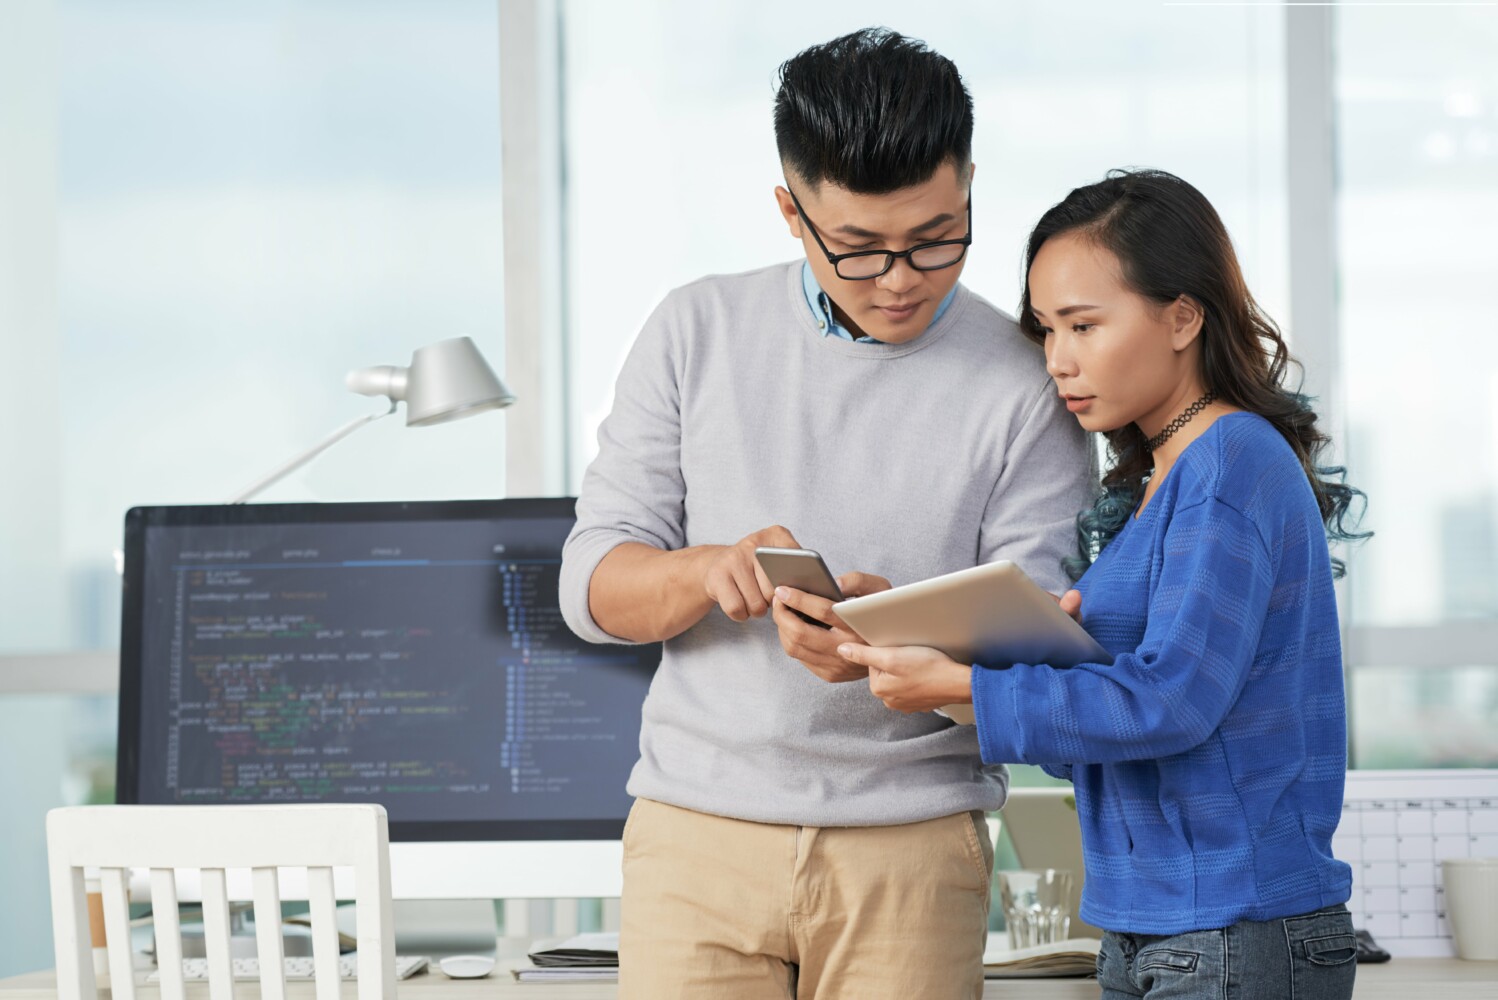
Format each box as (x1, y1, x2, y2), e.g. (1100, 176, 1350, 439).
(2, 0, 1496, 977)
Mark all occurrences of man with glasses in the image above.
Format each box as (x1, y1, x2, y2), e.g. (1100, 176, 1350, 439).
(560, 27, 1093, 999)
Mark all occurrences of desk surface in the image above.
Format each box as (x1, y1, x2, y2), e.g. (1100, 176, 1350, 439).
(1, 960, 1493, 999)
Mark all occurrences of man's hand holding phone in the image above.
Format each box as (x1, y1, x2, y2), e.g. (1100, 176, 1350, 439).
(760, 541, 886, 682)
(765, 560, 892, 684)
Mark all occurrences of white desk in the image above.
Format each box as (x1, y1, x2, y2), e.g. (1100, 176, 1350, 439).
(1, 959, 1493, 999)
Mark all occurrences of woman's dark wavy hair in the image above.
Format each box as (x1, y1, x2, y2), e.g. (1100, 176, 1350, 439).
(1017, 169, 1370, 581)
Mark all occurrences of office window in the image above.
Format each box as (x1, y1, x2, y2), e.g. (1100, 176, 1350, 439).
(1335, 8, 1498, 767)
(1337, 8, 1498, 627)
(560, 0, 1288, 488)
(0, 0, 506, 978)
(2, 0, 509, 658)
(1351, 667, 1498, 769)
(0, 694, 116, 978)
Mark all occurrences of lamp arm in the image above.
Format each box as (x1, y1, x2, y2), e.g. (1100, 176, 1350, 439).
(225, 401, 398, 504)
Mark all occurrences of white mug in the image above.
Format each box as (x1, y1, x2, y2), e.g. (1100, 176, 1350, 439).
(1441, 857, 1498, 961)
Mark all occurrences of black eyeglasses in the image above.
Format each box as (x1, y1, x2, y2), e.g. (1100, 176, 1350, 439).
(788, 186, 972, 281)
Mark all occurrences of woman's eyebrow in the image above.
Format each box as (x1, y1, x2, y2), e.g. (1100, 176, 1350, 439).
(1031, 303, 1102, 318)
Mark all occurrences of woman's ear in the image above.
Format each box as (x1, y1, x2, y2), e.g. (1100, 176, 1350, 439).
(1169, 294, 1205, 351)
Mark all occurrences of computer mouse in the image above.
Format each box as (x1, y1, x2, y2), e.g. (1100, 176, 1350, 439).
(438, 954, 496, 979)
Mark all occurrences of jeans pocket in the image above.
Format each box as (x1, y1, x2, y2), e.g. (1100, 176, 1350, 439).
(1134, 929, 1226, 998)
(1136, 949, 1200, 974)
(1283, 906, 1356, 1000)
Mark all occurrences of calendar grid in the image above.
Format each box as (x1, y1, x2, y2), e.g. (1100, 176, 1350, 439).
(1332, 770, 1498, 958)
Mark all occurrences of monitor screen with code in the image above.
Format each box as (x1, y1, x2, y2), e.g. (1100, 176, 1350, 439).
(117, 499, 659, 843)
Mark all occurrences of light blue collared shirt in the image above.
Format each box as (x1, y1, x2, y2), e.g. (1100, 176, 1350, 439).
(801, 261, 959, 344)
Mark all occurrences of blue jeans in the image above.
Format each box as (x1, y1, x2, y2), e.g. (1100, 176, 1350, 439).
(1096, 904, 1356, 1000)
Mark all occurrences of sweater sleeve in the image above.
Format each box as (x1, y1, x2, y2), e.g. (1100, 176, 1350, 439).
(558, 297, 686, 645)
(977, 374, 1097, 595)
(971, 497, 1274, 766)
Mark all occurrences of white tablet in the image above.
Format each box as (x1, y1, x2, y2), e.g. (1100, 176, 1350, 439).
(835, 560, 1112, 724)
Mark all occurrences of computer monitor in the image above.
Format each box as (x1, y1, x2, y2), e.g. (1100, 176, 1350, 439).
(116, 499, 660, 901)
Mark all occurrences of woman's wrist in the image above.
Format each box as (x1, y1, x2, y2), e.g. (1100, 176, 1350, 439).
(946, 663, 974, 704)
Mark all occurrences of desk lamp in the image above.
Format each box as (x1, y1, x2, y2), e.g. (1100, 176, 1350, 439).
(225, 336, 515, 504)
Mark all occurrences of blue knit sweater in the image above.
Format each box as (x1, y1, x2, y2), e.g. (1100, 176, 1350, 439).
(971, 412, 1352, 934)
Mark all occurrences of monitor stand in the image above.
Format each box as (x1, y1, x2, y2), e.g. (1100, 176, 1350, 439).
(389, 900, 499, 957)
(175, 905, 313, 959)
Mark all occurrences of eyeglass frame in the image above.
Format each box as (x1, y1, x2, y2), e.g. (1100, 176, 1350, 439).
(786, 184, 973, 281)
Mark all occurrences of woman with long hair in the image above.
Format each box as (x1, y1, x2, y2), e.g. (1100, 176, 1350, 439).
(835, 169, 1368, 999)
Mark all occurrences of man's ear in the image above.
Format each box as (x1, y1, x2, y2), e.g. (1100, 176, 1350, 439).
(773, 185, 803, 239)
(1169, 294, 1205, 351)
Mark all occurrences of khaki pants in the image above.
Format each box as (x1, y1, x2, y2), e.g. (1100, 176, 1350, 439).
(619, 798, 994, 1000)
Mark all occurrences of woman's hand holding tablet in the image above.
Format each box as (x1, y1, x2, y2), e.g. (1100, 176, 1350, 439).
(833, 561, 1112, 722)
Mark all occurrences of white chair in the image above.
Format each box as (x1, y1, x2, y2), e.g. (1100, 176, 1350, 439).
(47, 804, 396, 1000)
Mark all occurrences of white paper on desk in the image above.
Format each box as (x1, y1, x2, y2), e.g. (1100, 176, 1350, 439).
(514, 931, 620, 983)
(982, 937, 1100, 979)
(535, 931, 618, 953)
(526, 931, 619, 970)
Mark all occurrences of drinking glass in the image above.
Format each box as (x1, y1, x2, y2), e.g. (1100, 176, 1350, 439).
(997, 868, 1073, 949)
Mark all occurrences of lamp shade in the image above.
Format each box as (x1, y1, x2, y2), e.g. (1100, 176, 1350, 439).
(347, 336, 516, 426)
(228, 336, 514, 505)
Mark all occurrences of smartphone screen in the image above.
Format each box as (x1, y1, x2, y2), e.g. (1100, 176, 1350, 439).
(754, 547, 844, 629)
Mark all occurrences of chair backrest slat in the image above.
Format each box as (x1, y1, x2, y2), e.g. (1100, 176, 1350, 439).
(149, 869, 185, 1000)
(100, 867, 137, 1000)
(46, 854, 95, 1000)
(307, 866, 342, 1000)
(251, 867, 287, 1000)
(352, 830, 396, 1000)
(199, 868, 237, 1000)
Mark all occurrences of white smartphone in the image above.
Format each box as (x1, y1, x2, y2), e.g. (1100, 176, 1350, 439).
(753, 547, 845, 629)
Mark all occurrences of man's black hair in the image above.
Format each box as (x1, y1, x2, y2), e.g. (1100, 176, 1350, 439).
(774, 27, 973, 195)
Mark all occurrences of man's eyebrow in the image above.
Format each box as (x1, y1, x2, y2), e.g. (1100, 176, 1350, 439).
(834, 212, 958, 239)
(1030, 304, 1102, 318)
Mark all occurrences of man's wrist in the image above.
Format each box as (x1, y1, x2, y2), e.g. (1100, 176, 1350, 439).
(683, 544, 728, 599)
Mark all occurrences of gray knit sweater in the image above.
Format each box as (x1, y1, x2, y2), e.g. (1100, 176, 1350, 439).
(560, 261, 1095, 826)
